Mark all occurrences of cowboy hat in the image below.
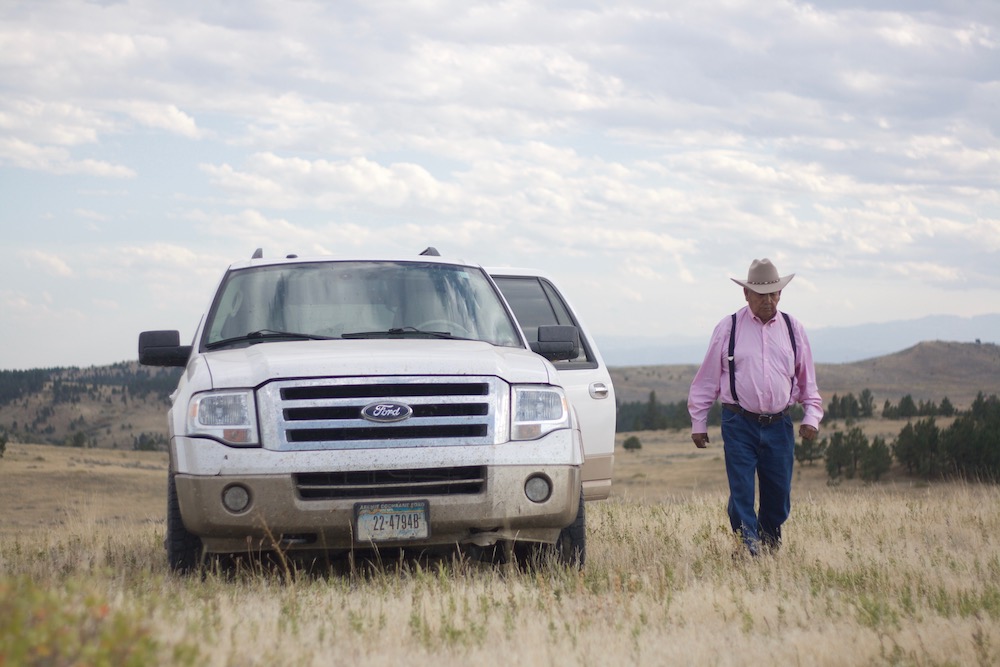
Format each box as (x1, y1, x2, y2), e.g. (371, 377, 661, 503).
(731, 258, 795, 294)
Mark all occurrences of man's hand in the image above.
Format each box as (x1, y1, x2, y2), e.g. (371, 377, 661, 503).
(799, 424, 818, 441)
(692, 433, 710, 449)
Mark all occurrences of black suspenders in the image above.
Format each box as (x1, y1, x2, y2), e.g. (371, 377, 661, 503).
(728, 311, 797, 405)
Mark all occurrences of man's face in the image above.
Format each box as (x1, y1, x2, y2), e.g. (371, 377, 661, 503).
(745, 288, 781, 322)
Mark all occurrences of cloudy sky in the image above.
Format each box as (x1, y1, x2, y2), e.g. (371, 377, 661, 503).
(2, 0, 998, 370)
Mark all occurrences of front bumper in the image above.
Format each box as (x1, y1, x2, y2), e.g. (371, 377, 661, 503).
(171, 429, 583, 554)
(176, 464, 581, 553)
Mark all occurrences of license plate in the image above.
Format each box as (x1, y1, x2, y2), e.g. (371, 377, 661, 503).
(354, 500, 430, 543)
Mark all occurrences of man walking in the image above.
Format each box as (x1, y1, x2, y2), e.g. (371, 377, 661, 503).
(688, 259, 823, 556)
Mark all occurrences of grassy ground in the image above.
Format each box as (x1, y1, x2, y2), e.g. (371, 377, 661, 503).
(2, 432, 999, 666)
(0, 444, 166, 541)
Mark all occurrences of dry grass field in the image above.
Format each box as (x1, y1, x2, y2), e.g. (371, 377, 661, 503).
(3, 423, 999, 666)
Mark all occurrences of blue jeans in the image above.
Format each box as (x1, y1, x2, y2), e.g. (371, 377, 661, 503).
(721, 408, 795, 554)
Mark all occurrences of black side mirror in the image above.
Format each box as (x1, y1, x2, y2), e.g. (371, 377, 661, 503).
(530, 325, 580, 362)
(138, 330, 192, 367)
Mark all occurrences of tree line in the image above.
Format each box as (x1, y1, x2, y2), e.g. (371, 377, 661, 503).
(798, 392, 1000, 483)
(618, 389, 967, 433)
(0, 365, 183, 409)
(616, 391, 807, 433)
(617, 388, 1000, 484)
(0, 369, 49, 407)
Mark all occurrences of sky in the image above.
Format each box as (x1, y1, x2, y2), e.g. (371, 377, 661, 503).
(2, 0, 999, 370)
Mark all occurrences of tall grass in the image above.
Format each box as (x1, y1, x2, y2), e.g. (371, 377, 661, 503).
(2, 483, 999, 666)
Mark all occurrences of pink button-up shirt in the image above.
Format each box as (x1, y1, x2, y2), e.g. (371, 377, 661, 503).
(688, 306, 824, 433)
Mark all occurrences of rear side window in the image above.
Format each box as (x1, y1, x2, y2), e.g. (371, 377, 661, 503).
(493, 276, 595, 367)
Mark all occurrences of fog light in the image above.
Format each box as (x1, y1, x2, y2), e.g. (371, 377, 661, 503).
(524, 475, 552, 503)
(222, 485, 251, 513)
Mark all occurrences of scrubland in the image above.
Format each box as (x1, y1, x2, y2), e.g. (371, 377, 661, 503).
(2, 433, 999, 666)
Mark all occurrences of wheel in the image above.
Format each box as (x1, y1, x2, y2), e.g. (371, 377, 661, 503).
(166, 472, 203, 574)
(415, 320, 474, 338)
(555, 488, 586, 567)
(516, 487, 586, 570)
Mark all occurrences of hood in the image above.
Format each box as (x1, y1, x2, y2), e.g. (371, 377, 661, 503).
(200, 338, 557, 389)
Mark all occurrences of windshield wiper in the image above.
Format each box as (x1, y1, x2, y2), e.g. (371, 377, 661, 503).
(341, 327, 462, 340)
(206, 329, 335, 350)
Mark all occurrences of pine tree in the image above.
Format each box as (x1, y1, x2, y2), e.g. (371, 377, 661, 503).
(861, 436, 892, 482)
(795, 434, 826, 466)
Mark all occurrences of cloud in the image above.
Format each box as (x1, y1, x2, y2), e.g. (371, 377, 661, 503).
(969, 216, 1000, 253)
(0, 99, 108, 145)
(120, 101, 202, 138)
(89, 242, 220, 278)
(74, 208, 110, 222)
(20, 250, 73, 277)
(0, 137, 135, 177)
(201, 153, 462, 211)
(889, 261, 964, 283)
(185, 209, 347, 254)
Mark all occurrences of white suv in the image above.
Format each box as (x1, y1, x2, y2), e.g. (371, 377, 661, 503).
(139, 249, 615, 571)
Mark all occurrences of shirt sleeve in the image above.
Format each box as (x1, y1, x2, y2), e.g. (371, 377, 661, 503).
(688, 318, 729, 433)
(789, 316, 824, 429)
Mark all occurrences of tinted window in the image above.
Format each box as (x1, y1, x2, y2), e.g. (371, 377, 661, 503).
(493, 276, 592, 364)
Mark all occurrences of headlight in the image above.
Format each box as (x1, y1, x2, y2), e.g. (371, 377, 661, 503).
(187, 390, 259, 446)
(511, 386, 571, 440)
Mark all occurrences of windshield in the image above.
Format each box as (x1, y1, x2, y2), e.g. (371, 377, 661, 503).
(202, 261, 523, 349)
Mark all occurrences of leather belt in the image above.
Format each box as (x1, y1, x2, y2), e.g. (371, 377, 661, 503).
(723, 403, 786, 426)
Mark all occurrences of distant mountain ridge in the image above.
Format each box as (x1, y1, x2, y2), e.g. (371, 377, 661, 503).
(598, 313, 1000, 366)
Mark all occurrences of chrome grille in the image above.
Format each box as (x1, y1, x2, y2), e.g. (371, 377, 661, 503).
(295, 466, 486, 500)
(258, 376, 505, 451)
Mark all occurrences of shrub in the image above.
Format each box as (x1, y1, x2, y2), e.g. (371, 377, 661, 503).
(795, 434, 825, 466)
(0, 576, 161, 666)
(622, 435, 642, 452)
(825, 432, 850, 480)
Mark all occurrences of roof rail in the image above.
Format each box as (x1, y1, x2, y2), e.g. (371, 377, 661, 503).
(420, 247, 440, 256)
(251, 248, 263, 259)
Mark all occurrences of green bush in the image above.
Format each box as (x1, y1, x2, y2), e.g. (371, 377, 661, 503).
(0, 576, 161, 666)
(622, 435, 642, 452)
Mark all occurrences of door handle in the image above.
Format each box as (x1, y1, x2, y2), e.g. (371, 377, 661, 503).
(589, 382, 609, 399)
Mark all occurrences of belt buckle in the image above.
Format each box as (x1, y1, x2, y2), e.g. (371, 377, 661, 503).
(758, 413, 774, 426)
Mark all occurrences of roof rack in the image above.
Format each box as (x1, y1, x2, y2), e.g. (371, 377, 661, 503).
(252, 247, 441, 259)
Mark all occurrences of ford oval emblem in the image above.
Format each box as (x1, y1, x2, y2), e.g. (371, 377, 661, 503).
(361, 401, 413, 423)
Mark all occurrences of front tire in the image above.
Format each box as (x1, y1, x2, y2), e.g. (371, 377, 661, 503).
(166, 472, 203, 574)
(555, 487, 586, 567)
